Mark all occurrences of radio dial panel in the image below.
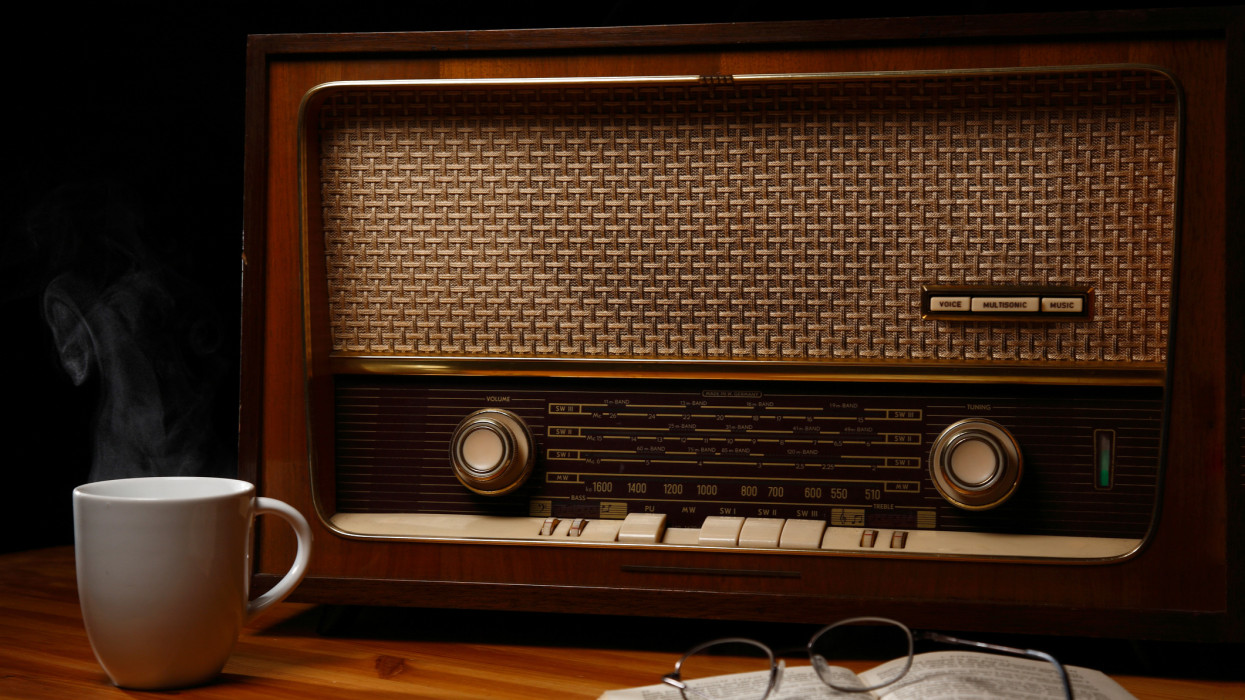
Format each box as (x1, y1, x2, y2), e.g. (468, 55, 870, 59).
(324, 376, 1160, 560)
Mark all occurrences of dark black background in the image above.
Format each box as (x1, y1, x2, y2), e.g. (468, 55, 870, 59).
(0, 2, 1225, 554)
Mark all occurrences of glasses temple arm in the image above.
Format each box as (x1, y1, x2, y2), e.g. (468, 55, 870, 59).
(918, 632, 1075, 700)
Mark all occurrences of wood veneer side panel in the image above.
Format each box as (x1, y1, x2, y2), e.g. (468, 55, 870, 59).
(1139, 36, 1230, 610)
(299, 93, 336, 528)
(239, 37, 273, 487)
(1221, 7, 1245, 639)
(255, 58, 351, 575)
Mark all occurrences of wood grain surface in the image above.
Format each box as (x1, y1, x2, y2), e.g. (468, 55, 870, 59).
(2, 547, 1242, 699)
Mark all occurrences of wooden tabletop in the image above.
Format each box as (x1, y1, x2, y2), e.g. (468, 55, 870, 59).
(2, 546, 1242, 699)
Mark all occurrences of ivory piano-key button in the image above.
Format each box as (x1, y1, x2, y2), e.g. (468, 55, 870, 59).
(778, 519, 826, 549)
(738, 518, 785, 548)
(698, 516, 746, 547)
(576, 519, 622, 542)
(617, 513, 667, 544)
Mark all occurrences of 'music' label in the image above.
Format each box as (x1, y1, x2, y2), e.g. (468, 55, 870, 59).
(1041, 297, 1084, 313)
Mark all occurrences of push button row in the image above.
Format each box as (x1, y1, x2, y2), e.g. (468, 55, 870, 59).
(329, 512, 1140, 560)
(610, 513, 910, 550)
(928, 295, 1084, 314)
(922, 285, 1091, 320)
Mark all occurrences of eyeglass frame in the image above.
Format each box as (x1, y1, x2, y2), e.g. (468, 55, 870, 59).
(661, 617, 1074, 700)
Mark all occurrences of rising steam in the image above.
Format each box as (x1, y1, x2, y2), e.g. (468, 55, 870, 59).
(31, 182, 229, 482)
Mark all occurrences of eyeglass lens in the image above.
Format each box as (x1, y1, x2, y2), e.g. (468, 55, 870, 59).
(673, 639, 777, 700)
(808, 618, 914, 691)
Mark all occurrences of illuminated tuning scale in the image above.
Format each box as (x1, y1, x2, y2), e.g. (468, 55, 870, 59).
(538, 397, 934, 531)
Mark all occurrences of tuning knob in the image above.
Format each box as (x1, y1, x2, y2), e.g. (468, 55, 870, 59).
(929, 418, 1022, 510)
(449, 409, 535, 496)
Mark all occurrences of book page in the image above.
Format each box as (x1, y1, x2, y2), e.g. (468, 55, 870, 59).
(860, 651, 1136, 700)
(597, 666, 871, 700)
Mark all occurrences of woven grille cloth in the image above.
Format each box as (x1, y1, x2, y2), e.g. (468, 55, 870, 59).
(315, 70, 1176, 363)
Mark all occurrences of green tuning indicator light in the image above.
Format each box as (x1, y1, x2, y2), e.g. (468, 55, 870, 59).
(1094, 430, 1115, 489)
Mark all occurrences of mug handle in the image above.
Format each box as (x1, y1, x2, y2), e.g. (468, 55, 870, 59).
(247, 497, 313, 619)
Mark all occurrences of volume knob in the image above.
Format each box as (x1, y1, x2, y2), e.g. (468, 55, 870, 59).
(929, 418, 1022, 510)
(449, 409, 534, 496)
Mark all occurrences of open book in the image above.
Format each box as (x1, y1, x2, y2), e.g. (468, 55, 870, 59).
(599, 651, 1136, 700)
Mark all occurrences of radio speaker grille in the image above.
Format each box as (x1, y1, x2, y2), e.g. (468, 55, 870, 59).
(313, 69, 1177, 364)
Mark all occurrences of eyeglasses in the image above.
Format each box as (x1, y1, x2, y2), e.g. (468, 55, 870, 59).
(661, 617, 1073, 700)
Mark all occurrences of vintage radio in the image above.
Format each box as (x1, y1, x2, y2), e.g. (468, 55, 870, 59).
(241, 8, 1244, 640)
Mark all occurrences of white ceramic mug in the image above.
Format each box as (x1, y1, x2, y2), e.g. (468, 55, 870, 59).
(73, 477, 312, 690)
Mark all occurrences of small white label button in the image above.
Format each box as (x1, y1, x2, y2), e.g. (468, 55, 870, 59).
(1041, 297, 1084, 313)
(929, 296, 972, 312)
(971, 297, 1040, 313)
